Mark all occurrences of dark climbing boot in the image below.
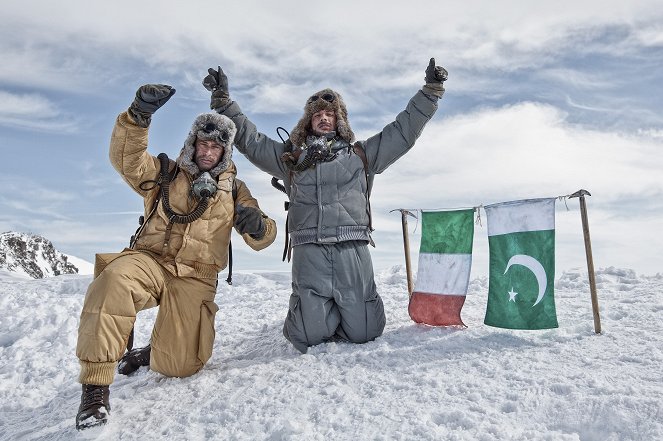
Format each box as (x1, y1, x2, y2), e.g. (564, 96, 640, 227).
(117, 344, 151, 375)
(75, 384, 110, 430)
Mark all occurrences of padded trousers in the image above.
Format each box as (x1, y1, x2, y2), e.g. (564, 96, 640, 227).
(76, 251, 218, 384)
(283, 241, 386, 353)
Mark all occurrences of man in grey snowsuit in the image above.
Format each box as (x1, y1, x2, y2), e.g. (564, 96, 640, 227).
(202, 58, 447, 353)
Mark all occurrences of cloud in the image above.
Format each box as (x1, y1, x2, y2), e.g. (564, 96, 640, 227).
(0, 175, 76, 210)
(0, 90, 78, 132)
(374, 101, 662, 206)
(631, 24, 663, 47)
(361, 100, 662, 275)
(0, 90, 59, 116)
(3, 1, 662, 95)
(638, 128, 663, 139)
(2, 0, 662, 276)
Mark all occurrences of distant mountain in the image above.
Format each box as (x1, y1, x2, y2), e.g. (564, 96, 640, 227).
(0, 231, 80, 279)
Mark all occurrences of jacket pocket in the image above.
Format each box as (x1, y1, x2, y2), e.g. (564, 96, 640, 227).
(197, 300, 219, 365)
(364, 286, 380, 302)
(288, 293, 301, 313)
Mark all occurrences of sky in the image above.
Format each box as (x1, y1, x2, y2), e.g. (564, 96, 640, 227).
(1, 0, 662, 277)
(1, 266, 661, 439)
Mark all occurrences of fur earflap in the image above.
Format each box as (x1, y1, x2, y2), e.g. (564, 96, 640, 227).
(290, 88, 355, 147)
(177, 113, 237, 178)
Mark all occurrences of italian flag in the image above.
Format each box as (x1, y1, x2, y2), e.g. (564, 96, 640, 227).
(484, 198, 558, 330)
(409, 209, 474, 327)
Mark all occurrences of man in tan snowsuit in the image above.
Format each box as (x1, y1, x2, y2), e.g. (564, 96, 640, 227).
(75, 84, 276, 430)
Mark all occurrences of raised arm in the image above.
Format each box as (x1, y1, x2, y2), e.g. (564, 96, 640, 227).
(109, 84, 176, 195)
(362, 58, 447, 174)
(203, 66, 288, 179)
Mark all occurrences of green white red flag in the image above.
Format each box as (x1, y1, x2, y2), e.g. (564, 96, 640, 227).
(409, 209, 475, 327)
(484, 198, 558, 330)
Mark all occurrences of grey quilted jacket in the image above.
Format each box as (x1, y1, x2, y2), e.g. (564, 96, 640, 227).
(219, 89, 439, 245)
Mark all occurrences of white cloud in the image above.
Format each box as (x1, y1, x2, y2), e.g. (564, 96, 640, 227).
(632, 24, 663, 47)
(387, 102, 660, 206)
(363, 101, 663, 275)
(1, 0, 662, 276)
(0, 90, 78, 132)
(2, 1, 662, 94)
(638, 128, 663, 139)
(0, 90, 58, 116)
(0, 176, 77, 222)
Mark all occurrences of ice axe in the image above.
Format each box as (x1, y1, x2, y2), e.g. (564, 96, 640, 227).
(391, 209, 418, 297)
(569, 189, 601, 334)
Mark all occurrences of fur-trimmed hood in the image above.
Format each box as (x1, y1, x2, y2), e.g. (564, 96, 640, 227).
(177, 113, 237, 178)
(290, 88, 355, 147)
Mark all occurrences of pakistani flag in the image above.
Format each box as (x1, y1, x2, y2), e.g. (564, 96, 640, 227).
(409, 209, 474, 327)
(484, 198, 558, 330)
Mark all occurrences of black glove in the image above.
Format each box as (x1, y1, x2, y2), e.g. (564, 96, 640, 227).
(422, 58, 447, 99)
(424, 58, 448, 83)
(128, 84, 176, 128)
(203, 66, 230, 111)
(234, 204, 265, 239)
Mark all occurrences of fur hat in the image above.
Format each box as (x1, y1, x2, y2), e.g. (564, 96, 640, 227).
(177, 113, 237, 178)
(290, 88, 355, 147)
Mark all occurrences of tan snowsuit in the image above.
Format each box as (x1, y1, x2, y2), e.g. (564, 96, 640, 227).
(76, 111, 276, 385)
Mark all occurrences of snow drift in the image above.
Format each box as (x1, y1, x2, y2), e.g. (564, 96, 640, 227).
(0, 265, 661, 440)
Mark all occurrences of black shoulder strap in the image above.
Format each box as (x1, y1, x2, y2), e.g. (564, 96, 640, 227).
(130, 155, 179, 248)
(352, 141, 368, 172)
(126, 154, 178, 351)
(226, 177, 240, 285)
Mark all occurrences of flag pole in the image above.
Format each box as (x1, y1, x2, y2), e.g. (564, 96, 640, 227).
(391, 209, 417, 297)
(569, 189, 602, 334)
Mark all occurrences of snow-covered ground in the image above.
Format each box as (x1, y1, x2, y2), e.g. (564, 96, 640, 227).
(0, 265, 661, 440)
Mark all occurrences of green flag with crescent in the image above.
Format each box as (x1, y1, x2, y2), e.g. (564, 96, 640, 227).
(484, 198, 558, 330)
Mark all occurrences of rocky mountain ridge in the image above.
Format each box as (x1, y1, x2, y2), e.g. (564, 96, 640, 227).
(0, 231, 79, 279)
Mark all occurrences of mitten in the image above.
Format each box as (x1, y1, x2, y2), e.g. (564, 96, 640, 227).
(128, 84, 176, 128)
(203, 66, 230, 111)
(422, 58, 448, 98)
(234, 204, 266, 239)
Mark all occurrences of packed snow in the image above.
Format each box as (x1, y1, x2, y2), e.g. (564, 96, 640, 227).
(0, 264, 661, 440)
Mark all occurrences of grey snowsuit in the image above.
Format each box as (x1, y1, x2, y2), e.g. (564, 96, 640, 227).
(219, 89, 439, 352)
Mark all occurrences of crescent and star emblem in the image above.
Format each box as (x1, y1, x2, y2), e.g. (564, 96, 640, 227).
(503, 254, 548, 306)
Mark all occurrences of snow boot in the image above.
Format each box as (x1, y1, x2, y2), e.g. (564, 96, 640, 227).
(75, 384, 110, 430)
(117, 344, 151, 375)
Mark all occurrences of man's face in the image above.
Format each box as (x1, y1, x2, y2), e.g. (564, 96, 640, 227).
(194, 138, 224, 171)
(311, 110, 337, 136)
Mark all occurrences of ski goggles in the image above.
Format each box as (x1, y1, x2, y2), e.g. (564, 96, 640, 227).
(201, 123, 230, 142)
(308, 93, 335, 104)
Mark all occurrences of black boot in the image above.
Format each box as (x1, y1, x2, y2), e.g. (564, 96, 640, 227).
(76, 384, 110, 430)
(117, 344, 151, 375)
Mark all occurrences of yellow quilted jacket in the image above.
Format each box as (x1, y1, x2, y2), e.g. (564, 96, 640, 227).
(109, 111, 276, 279)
